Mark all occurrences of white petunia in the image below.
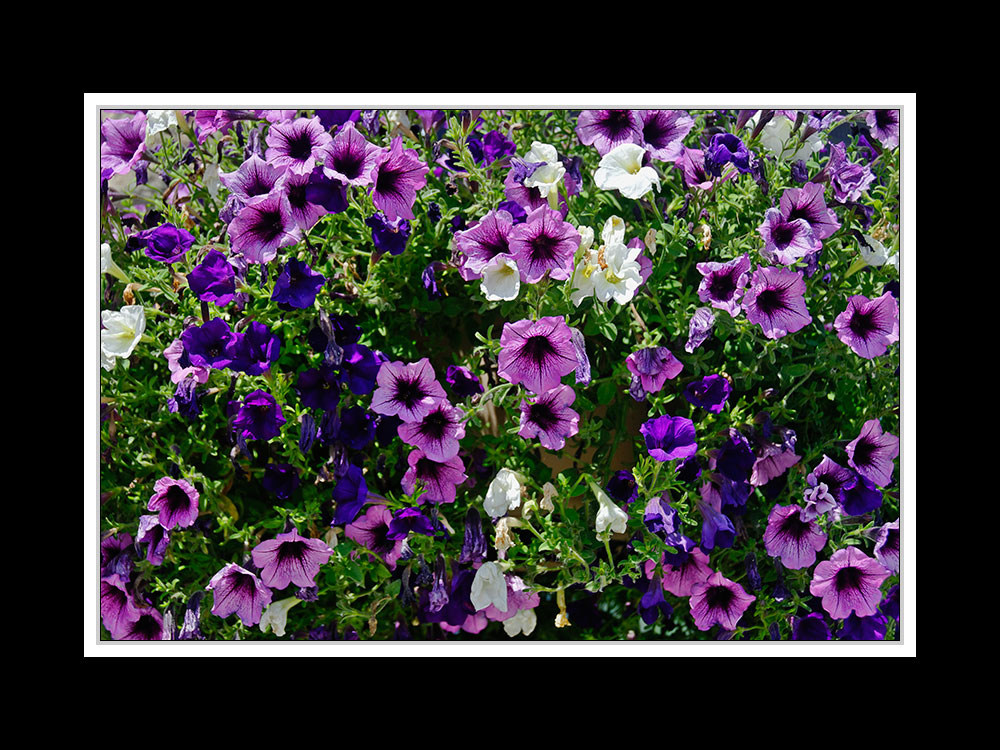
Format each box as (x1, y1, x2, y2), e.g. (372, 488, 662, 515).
(593, 483, 628, 535)
(101, 305, 146, 362)
(858, 234, 898, 270)
(100, 243, 128, 282)
(569, 225, 598, 307)
(480, 255, 521, 301)
(259, 597, 301, 637)
(145, 110, 179, 144)
(470, 561, 508, 612)
(483, 468, 523, 519)
(522, 141, 566, 210)
(592, 241, 643, 305)
(593, 143, 660, 200)
(503, 608, 537, 637)
(756, 115, 822, 163)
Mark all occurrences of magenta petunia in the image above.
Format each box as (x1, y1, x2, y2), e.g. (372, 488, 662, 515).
(846, 418, 899, 487)
(866, 109, 900, 150)
(508, 206, 580, 283)
(397, 399, 466, 461)
(401, 448, 467, 504)
(136, 514, 170, 565)
(809, 546, 891, 620)
(763, 504, 828, 570)
(370, 358, 447, 423)
(575, 109, 643, 156)
(742, 266, 812, 339)
(100, 574, 140, 639)
(228, 191, 302, 263)
(345, 504, 405, 570)
(264, 116, 332, 176)
(207, 562, 272, 627)
(517, 384, 580, 451)
(251, 528, 334, 590)
(657, 547, 713, 597)
(147, 476, 200, 530)
(117, 605, 165, 640)
(834, 292, 899, 359)
(101, 112, 147, 176)
(696, 254, 751, 317)
(626, 346, 684, 395)
(369, 136, 429, 221)
(688, 571, 756, 631)
(320, 120, 379, 187)
(497, 316, 578, 395)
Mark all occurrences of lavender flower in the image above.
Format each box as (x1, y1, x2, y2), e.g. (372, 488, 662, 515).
(763, 504, 827, 570)
(228, 191, 302, 263)
(688, 571, 756, 631)
(207, 563, 272, 627)
(401, 449, 467, 505)
(508, 206, 580, 283)
(778, 183, 841, 242)
(136, 514, 170, 565)
(846, 419, 899, 487)
(453, 209, 516, 278)
(685, 307, 716, 352)
(370, 358, 447, 423)
(658, 547, 713, 597)
(251, 528, 334, 590)
(575, 109, 643, 156)
(757, 208, 819, 265)
(497, 316, 578, 395)
(637, 109, 694, 163)
(397, 399, 467, 461)
(218, 154, 286, 205)
(264, 116, 332, 176)
(101, 574, 139, 639)
(826, 142, 875, 203)
(101, 112, 147, 176)
(809, 546, 891, 620)
(865, 109, 900, 150)
(320, 120, 378, 187)
(517, 384, 580, 451)
(696, 254, 751, 316)
(742, 266, 812, 339)
(147, 476, 200, 530)
(369, 136, 429, 222)
(626, 347, 684, 396)
(874, 520, 900, 574)
(834, 292, 899, 359)
(345, 504, 405, 569)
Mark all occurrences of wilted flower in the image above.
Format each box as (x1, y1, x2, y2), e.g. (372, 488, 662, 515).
(258, 597, 302, 637)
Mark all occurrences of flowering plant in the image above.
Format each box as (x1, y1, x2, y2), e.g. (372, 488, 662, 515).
(95, 104, 906, 647)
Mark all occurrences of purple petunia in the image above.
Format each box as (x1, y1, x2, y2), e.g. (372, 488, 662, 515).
(332, 464, 370, 525)
(655, 546, 713, 598)
(640, 415, 697, 462)
(345, 504, 406, 570)
(517, 384, 580, 451)
(626, 347, 684, 397)
(397, 399, 466, 461)
(742, 266, 812, 339)
(101, 574, 140, 639)
(866, 109, 900, 150)
(136, 223, 196, 264)
(839, 471, 884, 516)
(834, 292, 899, 359)
(188, 249, 236, 306)
(233, 389, 286, 441)
(508, 206, 580, 283)
(264, 116, 332, 176)
(683, 374, 732, 413)
(369, 136, 429, 222)
(207, 563, 273, 627)
(320, 120, 379, 187)
(685, 307, 717, 353)
(228, 191, 302, 263)
(218, 154, 287, 205)
(453, 209, 516, 279)
(846, 418, 899, 487)
(704, 133, 752, 176)
(251, 528, 334, 590)
(366, 212, 411, 257)
(696, 254, 751, 317)
(688, 571, 756, 631)
(763, 504, 827, 570)
(401, 449, 468, 505)
(497, 316, 578, 395)
(180, 317, 237, 370)
(874, 520, 900, 574)
(147, 476, 200, 530)
(445, 365, 484, 399)
(271, 258, 326, 309)
(101, 112, 147, 176)
(826, 142, 876, 204)
(228, 321, 281, 376)
(117, 606, 165, 640)
(575, 109, 643, 156)
(136, 514, 170, 565)
(637, 109, 694, 163)
(757, 208, 819, 266)
(370, 358, 447, 423)
(804, 455, 853, 517)
(792, 612, 832, 640)
(809, 546, 891, 620)
(778, 183, 841, 243)
(262, 463, 300, 501)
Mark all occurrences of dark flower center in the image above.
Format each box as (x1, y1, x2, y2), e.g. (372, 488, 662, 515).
(523, 334, 557, 366)
(376, 165, 401, 196)
(528, 232, 561, 262)
(705, 584, 734, 610)
(875, 110, 894, 129)
(642, 114, 670, 147)
(834, 565, 864, 592)
(334, 150, 363, 180)
(603, 109, 634, 139)
(129, 614, 162, 639)
(779, 511, 811, 539)
(253, 209, 286, 243)
(528, 401, 561, 432)
(245, 166, 274, 198)
(884, 528, 899, 553)
(165, 484, 190, 513)
(418, 409, 450, 441)
(393, 376, 426, 409)
(786, 206, 811, 224)
(852, 437, 876, 467)
(416, 456, 442, 481)
(709, 271, 737, 300)
(234, 572, 258, 597)
(771, 223, 795, 247)
(276, 540, 307, 562)
(369, 523, 395, 557)
(287, 132, 314, 161)
(286, 182, 308, 210)
(849, 309, 878, 338)
(754, 288, 784, 315)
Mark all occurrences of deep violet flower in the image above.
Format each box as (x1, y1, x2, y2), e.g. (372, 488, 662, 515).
(778, 183, 841, 242)
(697, 486, 735, 551)
(643, 495, 696, 561)
(834, 292, 899, 359)
(369, 136, 429, 222)
(207, 563, 272, 627)
(675, 147, 734, 191)
(453, 209, 516, 278)
(683, 374, 732, 413)
(365, 212, 411, 256)
(459, 506, 487, 564)
(874, 520, 900, 574)
(846, 419, 899, 487)
(809, 546, 891, 620)
(763, 504, 827, 570)
(866, 109, 900, 150)
(638, 110, 694, 163)
(233, 389, 286, 441)
(387, 507, 436, 541)
(792, 612, 832, 640)
(605, 469, 638, 506)
(688, 571, 756, 631)
(445, 365, 484, 399)
(838, 611, 888, 640)
(167, 378, 201, 420)
(704, 133, 752, 176)
(136, 514, 170, 566)
(826, 142, 876, 204)
(262, 463, 300, 501)
(575, 109, 643, 156)
(685, 307, 716, 353)
(339, 343, 382, 396)
(101, 112, 147, 176)
(696, 254, 751, 316)
(402, 449, 468, 505)
(757, 208, 819, 266)
(320, 120, 379, 187)
(397, 399, 467, 461)
(228, 191, 302, 263)
(336, 405, 374, 450)
(271, 258, 326, 309)
(147, 476, 200, 530)
(264, 116, 332, 176)
(742, 266, 812, 340)
(187, 249, 236, 306)
(517, 384, 580, 451)
(297, 364, 342, 412)
(839, 472, 884, 516)
(639, 569, 674, 625)
(508, 206, 581, 283)
(117, 606, 165, 640)
(497, 316, 578, 395)
(370, 358, 447, 423)
(218, 154, 287, 205)
(251, 528, 334, 590)
(101, 574, 141, 639)
(228, 321, 281, 376)
(640, 415, 697, 462)
(626, 347, 684, 396)
(345, 504, 405, 570)
(136, 223, 195, 264)
(332, 464, 369, 525)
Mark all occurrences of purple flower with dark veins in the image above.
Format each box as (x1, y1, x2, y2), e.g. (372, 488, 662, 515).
(147, 476, 200, 530)
(370, 358, 447, 423)
(866, 109, 900, 150)
(575, 109, 643, 156)
(136, 514, 170, 565)
(101, 112, 147, 176)
(508, 206, 580, 283)
(874, 520, 900, 574)
(397, 399, 467, 461)
(320, 120, 379, 187)
(453, 209, 516, 278)
(696, 254, 751, 317)
(264, 116, 332, 176)
(810, 547, 890, 620)
(688, 571, 756, 631)
(251, 528, 334, 590)
(742, 266, 812, 340)
(763, 504, 827, 570)
(826, 142, 875, 204)
(685, 307, 716, 353)
(401, 449, 468, 505)
(637, 109, 694, 163)
(345, 504, 405, 569)
(219, 154, 287, 205)
(369, 136, 429, 222)
(117, 606, 165, 640)
(497, 316, 578, 395)
(101, 574, 140, 639)
(834, 292, 899, 360)
(626, 347, 684, 396)
(846, 419, 899, 487)
(228, 191, 302, 263)
(517, 384, 580, 451)
(207, 563, 272, 627)
(757, 208, 820, 266)
(281, 170, 329, 231)
(778, 183, 841, 242)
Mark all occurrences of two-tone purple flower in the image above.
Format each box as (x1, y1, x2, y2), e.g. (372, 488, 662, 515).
(398, 399, 467, 461)
(508, 206, 580, 283)
(809, 547, 891, 620)
(401, 449, 468, 505)
(207, 563, 272, 627)
(696, 255, 751, 316)
(251, 528, 334, 590)
(834, 292, 899, 359)
(688, 571, 756, 631)
(641, 415, 697, 462)
(369, 136, 429, 222)
(763, 504, 828, 569)
(742, 266, 812, 339)
(264, 116, 332, 176)
(846, 419, 899, 487)
(370, 358, 447, 423)
(518, 384, 580, 450)
(497, 316, 578, 395)
(147, 476, 200, 530)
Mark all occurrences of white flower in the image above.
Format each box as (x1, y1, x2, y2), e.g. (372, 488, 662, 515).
(503, 608, 537, 637)
(101, 347, 117, 372)
(594, 484, 628, 535)
(100, 243, 128, 282)
(593, 143, 660, 200)
(522, 141, 566, 210)
(101, 305, 146, 362)
(470, 561, 508, 612)
(480, 255, 521, 301)
(259, 597, 301, 637)
(570, 225, 598, 307)
(145, 110, 178, 143)
(484, 468, 523, 518)
(859, 234, 898, 270)
(592, 241, 643, 305)
(756, 115, 822, 163)
(385, 110, 414, 139)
